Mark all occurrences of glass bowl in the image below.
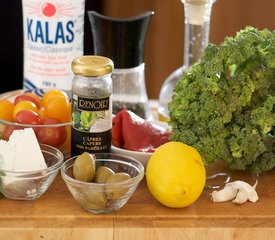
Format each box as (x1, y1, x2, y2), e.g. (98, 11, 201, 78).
(0, 89, 71, 159)
(61, 153, 144, 214)
(0, 144, 64, 200)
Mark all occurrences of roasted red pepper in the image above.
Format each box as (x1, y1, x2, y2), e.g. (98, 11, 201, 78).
(112, 110, 171, 152)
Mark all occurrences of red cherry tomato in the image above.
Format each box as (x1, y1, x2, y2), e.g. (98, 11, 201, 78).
(25, 93, 42, 109)
(14, 94, 40, 108)
(2, 125, 22, 140)
(15, 110, 41, 125)
(12, 100, 38, 120)
(36, 118, 67, 147)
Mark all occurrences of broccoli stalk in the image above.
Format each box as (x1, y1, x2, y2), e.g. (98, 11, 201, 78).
(169, 26, 275, 173)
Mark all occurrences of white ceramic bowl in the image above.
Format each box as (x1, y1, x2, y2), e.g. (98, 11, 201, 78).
(111, 145, 152, 168)
(111, 120, 170, 168)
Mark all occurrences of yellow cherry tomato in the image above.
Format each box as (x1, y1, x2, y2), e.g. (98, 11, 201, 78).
(0, 99, 14, 121)
(38, 107, 47, 120)
(42, 89, 68, 106)
(44, 96, 71, 123)
(58, 125, 71, 158)
(12, 100, 38, 121)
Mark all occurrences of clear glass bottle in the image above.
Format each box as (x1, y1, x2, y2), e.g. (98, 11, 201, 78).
(71, 55, 114, 156)
(112, 63, 151, 120)
(158, 0, 217, 122)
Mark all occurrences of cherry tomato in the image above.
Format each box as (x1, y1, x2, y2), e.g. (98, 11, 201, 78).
(2, 125, 22, 140)
(58, 125, 71, 156)
(0, 99, 14, 121)
(25, 93, 42, 109)
(42, 89, 68, 106)
(14, 94, 40, 108)
(38, 107, 47, 120)
(15, 110, 41, 125)
(44, 96, 71, 123)
(13, 100, 38, 120)
(36, 118, 67, 147)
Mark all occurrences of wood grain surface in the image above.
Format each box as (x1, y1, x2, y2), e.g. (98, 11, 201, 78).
(0, 162, 275, 240)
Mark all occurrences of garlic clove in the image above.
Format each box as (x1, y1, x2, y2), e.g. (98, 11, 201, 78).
(210, 185, 238, 203)
(232, 190, 248, 204)
(226, 180, 259, 203)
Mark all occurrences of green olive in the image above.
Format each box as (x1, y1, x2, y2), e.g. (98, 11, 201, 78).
(73, 152, 95, 182)
(94, 166, 115, 183)
(105, 172, 131, 200)
(80, 188, 107, 211)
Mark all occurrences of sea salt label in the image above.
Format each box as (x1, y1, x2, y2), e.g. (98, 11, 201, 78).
(22, 0, 85, 90)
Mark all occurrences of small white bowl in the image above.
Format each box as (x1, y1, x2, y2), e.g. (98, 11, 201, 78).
(111, 145, 152, 168)
(111, 120, 170, 168)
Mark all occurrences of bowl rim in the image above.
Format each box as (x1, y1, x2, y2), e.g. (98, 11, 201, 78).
(0, 143, 64, 174)
(111, 145, 152, 156)
(0, 88, 71, 99)
(61, 153, 144, 188)
(0, 119, 70, 127)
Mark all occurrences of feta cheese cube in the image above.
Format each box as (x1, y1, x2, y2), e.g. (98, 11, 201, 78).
(0, 128, 47, 172)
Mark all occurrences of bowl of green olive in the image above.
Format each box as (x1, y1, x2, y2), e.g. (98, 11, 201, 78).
(61, 152, 144, 214)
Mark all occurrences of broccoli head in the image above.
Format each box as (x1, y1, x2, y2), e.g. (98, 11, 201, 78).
(169, 26, 275, 173)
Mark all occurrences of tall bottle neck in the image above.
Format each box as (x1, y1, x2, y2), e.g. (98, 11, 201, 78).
(183, 0, 215, 68)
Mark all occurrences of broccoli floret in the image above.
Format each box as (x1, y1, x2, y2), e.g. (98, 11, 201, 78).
(169, 26, 275, 173)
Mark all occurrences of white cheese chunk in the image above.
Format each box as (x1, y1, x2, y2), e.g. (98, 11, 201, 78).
(0, 128, 47, 172)
(0, 141, 14, 170)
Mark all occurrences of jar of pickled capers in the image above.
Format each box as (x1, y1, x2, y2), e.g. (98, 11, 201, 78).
(71, 55, 114, 155)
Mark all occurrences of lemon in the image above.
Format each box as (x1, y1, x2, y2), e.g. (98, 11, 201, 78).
(146, 141, 206, 208)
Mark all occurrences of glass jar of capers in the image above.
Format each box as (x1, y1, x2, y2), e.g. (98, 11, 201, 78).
(71, 56, 114, 156)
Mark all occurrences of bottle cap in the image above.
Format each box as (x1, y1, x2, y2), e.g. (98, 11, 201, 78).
(71, 55, 114, 77)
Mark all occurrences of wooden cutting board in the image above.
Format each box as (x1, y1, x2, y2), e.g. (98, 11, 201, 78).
(0, 163, 275, 240)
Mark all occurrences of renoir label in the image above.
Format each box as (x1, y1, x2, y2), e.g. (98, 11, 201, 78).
(22, 0, 85, 90)
(77, 96, 110, 111)
(71, 94, 112, 155)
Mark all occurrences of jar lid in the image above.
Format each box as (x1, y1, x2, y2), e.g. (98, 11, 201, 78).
(71, 55, 114, 77)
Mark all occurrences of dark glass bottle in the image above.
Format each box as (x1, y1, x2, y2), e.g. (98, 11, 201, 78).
(88, 11, 154, 119)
